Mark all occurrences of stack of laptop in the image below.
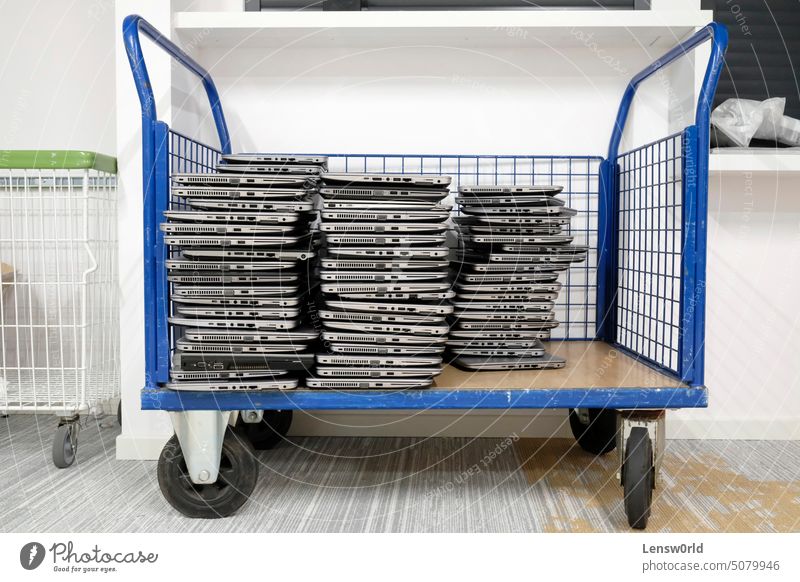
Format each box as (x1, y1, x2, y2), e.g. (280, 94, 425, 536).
(449, 185, 588, 371)
(160, 154, 327, 392)
(308, 173, 454, 389)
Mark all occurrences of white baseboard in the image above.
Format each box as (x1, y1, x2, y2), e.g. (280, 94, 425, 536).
(116, 434, 170, 461)
(114, 411, 800, 461)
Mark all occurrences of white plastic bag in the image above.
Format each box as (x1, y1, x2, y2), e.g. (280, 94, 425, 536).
(711, 97, 786, 147)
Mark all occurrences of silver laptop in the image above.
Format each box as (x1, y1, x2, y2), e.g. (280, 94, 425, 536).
(164, 210, 304, 224)
(321, 320, 449, 336)
(319, 270, 446, 282)
(452, 311, 555, 322)
(315, 367, 442, 378)
(320, 282, 452, 295)
(458, 272, 560, 284)
(317, 354, 442, 367)
(323, 200, 449, 211)
(455, 195, 565, 207)
(171, 285, 300, 298)
(183, 328, 317, 343)
(166, 379, 299, 391)
(220, 154, 328, 166)
(166, 259, 297, 272)
(168, 316, 298, 330)
(175, 306, 300, 319)
(172, 173, 312, 187)
(320, 259, 450, 271)
(167, 272, 300, 284)
(182, 248, 316, 261)
(175, 340, 310, 354)
(461, 234, 574, 245)
(453, 320, 559, 331)
(216, 163, 321, 176)
(460, 205, 566, 216)
(320, 222, 448, 234)
(324, 233, 446, 246)
(165, 233, 313, 248)
(322, 173, 451, 187)
(321, 209, 451, 222)
(305, 377, 433, 389)
(187, 199, 315, 212)
(459, 185, 563, 196)
(325, 299, 453, 316)
(452, 354, 566, 371)
(319, 310, 445, 326)
(455, 281, 562, 293)
(328, 343, 445, 355)
(321, 331, 448, 345)
(336, 290, 456, 301)
(452, 301, 554, 312)
(170, 369, 288, 381)
(325, 246, 449, 259)
(172, 186, 310, 198)
(172, 296, 300, 308)
(448, 347, 547, 358)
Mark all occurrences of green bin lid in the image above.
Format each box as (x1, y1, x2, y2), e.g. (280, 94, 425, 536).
(0, 150, 117, 174)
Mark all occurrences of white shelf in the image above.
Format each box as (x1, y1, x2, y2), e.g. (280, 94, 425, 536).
(173, 10, 712, 50)
(709, 150, 800, 175)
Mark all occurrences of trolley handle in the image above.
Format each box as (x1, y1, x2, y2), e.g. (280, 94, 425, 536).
(122, 14, 231, 154)
(607, 22, 728, 164)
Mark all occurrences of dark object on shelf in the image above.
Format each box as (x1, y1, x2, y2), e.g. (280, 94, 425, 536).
(246, 0, 648, 11)
(323, 0, 363, 10)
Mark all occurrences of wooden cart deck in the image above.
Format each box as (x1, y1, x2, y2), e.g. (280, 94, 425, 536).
(142, 341, 702, 411)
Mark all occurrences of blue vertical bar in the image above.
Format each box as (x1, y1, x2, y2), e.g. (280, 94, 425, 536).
(154, 122, 171, 384)
(679, 125, 698, 384)
(595, 158, 616, 342)
(141, 116, 157, 390)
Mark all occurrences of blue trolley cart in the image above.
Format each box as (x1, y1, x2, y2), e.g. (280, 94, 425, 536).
(123, 15, 727, 528)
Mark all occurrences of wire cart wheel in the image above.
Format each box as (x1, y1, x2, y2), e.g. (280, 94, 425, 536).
(52, 419, 80, 469)
(238, 410, 292, 450)
(622, 426, 654, 529)
(157, 427, 258, 519)
(568, 408, 618, 455)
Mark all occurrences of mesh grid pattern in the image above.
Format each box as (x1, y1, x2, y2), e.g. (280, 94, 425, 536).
(327, 155, 601, 340)
(616, 132, 683, 372)
(162, 135, 601, 341)
(0, 169, 119, 413)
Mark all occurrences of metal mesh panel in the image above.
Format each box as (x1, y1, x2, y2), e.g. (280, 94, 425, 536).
(0, 169, 119, 413)
(161, 136, 601, 341)
(326, 155, 601, 340)
(616, 132, 683, 373)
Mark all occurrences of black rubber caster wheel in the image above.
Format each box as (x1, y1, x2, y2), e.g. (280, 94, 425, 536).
(238, 410, 293, 450)
(622, 426, 655, 529)
(568, 408, 618, 455)
(52, 422, 79, 468)
(157, 427, 258, 519)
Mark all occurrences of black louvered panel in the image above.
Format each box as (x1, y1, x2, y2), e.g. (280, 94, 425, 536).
(247, 0, 639, 10)
(706, 0, 800, 118)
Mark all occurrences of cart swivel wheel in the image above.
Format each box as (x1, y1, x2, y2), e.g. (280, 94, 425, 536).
(238, 410, 293, 451)
(157, 427, 258, 519)
(568, 408, 618, 455)
(52, 421, 79, 469)
(622, 427, 655, 529)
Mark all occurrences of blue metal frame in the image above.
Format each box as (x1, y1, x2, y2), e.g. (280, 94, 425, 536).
(124, 15, 726, 410)
(122, 14, 231, 390)
(600, 22, 728, 387)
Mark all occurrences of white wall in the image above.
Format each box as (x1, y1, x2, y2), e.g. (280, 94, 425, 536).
(7, 1, 793, 459)
(0, 0, 116, 154)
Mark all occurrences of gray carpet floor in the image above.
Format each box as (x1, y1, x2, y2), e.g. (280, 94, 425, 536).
(1, 414, 798, 533)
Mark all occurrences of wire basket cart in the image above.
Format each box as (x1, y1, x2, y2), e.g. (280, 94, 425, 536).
(124, 16, 727, 527)
(0, 151, 120, 468)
